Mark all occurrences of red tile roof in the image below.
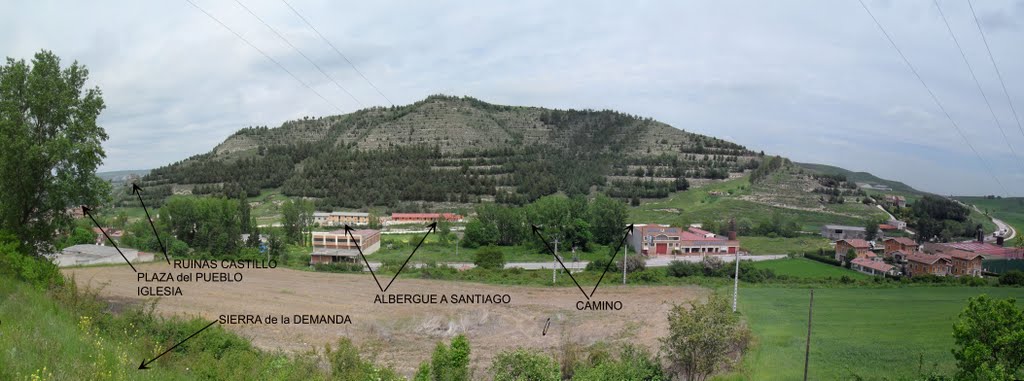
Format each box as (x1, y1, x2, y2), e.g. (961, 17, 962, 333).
(839, 239, 872, 248)
(948, 249, 981, 261)
(906, 253, 949, 265)
(878, 224, 897, 230)
(851, 257, 895, 273)
(940, 242, 1017, 257)
(886, 237, 917, 246)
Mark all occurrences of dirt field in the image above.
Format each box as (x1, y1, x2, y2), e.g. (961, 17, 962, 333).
(65, 263, 706, 376)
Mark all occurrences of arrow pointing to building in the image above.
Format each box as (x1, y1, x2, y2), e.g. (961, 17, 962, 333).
(138, 319, 217, 369)
(346, 225, 384, 292)
(82, 206, 137, 272)
(382, 222, 436, 292)
(132, 184, 170, 264)
(532, 225, 590, 300)
(589, 224, 634, 298)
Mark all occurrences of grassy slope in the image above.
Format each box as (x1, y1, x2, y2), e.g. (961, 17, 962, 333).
(727, 287, 1024, 381)
(630, 178, 872, 232)
(748, 258, 869, 280)
(0, 276, 185, 380)
(795, 162, 922, 195)
(956, 196, 1024, 236)
(739, 237, 831, 255)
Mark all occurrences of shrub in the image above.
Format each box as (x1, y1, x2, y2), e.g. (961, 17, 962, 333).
(623, 254, 646, 273)
(429, 335, 471, 381)
(491, 349, 561, 381)
(587, 257, 618, 272)
(474, 246, 506, 270)
(630, 269, 662, 283)
(0, 232, 63, 289)
(313, 262, 365, 273)
(662, 295, 751, 380)
(326, 337, 403, 381)
(999, 270, 1024, 286)
(571, 345, 666, 381)
(666, 260, 701, 278)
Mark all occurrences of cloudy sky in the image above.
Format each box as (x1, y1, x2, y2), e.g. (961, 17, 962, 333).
(3, 0, 1024, 196)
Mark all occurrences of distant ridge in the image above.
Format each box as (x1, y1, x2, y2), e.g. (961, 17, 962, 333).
(796, 162, 924, 195)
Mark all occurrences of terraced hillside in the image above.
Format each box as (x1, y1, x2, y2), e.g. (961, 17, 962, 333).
(141, 95, 758, 209)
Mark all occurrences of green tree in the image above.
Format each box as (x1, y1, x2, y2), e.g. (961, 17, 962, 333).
(845, 248, 858, 267)
(866, 221, 880, 241)
(281, 199, 313, 245)
(474, 246, 506, 270)
(0, 50, 110, 255)
(589, 194, 628, 245)
(661, 295, 751, 381)
(491, 348, 561, 381)
(952, 295, 1024, 380)
(238, 192, 252, 235)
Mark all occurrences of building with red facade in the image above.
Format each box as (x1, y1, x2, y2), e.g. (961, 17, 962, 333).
(628, 224, 739, 256)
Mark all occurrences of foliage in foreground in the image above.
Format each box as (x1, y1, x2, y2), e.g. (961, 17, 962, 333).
(952, 295, 1024, 381)
(662, 295, 751, 381)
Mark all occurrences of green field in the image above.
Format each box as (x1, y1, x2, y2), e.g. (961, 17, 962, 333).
(748, 258, 868, 280)
(629, 178, 876, 232)
(727, 287, 1024, 380)
(957, 196, 1024, 238)
(739, 236, 831, 255)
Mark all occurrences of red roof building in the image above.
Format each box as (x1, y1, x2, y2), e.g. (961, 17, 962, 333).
(850, 257, 897, 276)
(835, 239, 873, 263)
(628, 224, 739, 256)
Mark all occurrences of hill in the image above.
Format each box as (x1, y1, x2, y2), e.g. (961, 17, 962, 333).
(140, 95, 758, 209)
(796, 162, 923, 195)
(954, 196, 1024, 237)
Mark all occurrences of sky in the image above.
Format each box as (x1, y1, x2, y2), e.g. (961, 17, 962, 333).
(3, 0, 1024, 196)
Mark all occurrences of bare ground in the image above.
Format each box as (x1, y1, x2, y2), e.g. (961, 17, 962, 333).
(65, 263, 706, 377)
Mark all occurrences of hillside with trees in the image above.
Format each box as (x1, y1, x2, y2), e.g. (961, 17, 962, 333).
(140, 95, 758, 210)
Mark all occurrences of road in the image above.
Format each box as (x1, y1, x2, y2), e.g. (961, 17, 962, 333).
(966, 203, 1016, 241)
(876, 204, 916, 235)
(367, 253, 788, 272)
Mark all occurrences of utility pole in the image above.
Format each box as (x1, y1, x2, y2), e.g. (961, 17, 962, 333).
(803, 289, 815, 381)
(552, 238, 559, 285)
(732, 249, 740, 312)
(622, 242, 628, 285)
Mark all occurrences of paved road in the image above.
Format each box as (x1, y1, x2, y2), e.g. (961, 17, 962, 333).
(967, 204, 1016, 241)
(367, 253, 788, 272)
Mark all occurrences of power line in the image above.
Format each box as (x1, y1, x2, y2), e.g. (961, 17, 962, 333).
(280, 0, 395, 106)
(967, 0, 1024, 142)
(933, 0, 1023, 170)
(232, 0, 363, 108)
(184, 0, 343, 113)
(856, 0, 1009, 196)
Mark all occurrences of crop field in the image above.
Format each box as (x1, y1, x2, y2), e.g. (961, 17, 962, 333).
(738, 236, 831, 255)
(727, 287, 1024, 380)
(747, 258, 869, 280)
(65, 264, 705, 377)
(630, 178, 875, 232)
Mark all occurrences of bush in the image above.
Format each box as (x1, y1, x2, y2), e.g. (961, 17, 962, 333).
(474, 246, 506, 270)
(630, 269, 662, 283)
(0, 232, 63, 289)
(426, 335, 471, 381)
(666, 260, 701, 278)
(571, 345, 666, 381)
(999, 270, 1024, 286)
(805, 252, 841, 267)
(587, 257, 618, 272)
(623, 254, 646, 273)
(326, 337, 403, 381)
(491, 349, 561, 381)
(313, 262, 365, 273)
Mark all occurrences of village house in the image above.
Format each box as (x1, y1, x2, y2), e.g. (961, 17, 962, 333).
(388, 213, 463, 225)
(947, 250, 983, 277)
(310, 229, 381, 265)
(850, 257, 898, 276)
(885, 195, 907, 208)
(628, 224, 739, 256)
(883, 237, 918, 258)
(904, 253, 952, 277)
(821, 224, 867, 240)
(312, 211, 370, 227)
(835, 239, 873, 263)
(92, 227, 123, 245)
